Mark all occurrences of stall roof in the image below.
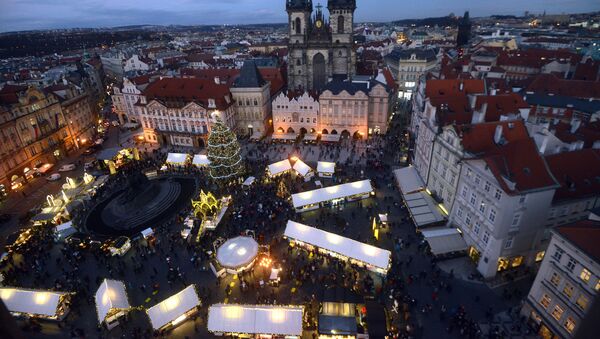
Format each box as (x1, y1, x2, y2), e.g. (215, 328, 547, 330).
(31, 213, 55, 222)
(192, 154, 210, 166)
(55, 221, 73, 233)
(272, 133, 297, 140)
(317, 161, 336, 174)
(421, 227, 468, 256)
(0, 287, 67, 317)
(403, 192, 445, 227)
(321, 134, 341, 143)
(216, 236, 259, 269)
(293, 159, 312, 177)
(304, 134, 318, 141)
(284, 221, 391, 271)
(207, 304, 304, 336)
(96, 147, 122, 161)
(147, 285, 200, 330)
(291, 180, 373, 209)
(141, 228, 154, 239)
(267, 159, 292, 176)
(166, 153, 188, 165)
(393, 166, 425, 194)
(95, 279, 129, 323)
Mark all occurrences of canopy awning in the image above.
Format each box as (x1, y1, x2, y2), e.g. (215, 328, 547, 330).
(293, 159, 312, 177)
(284, 221, 391, 272)
(393, 166, 425, 194)
(207, 304, 304, 336)
(317, 161, 336, 174)
(0, 287, 68, 317)
(250, 131, 263, 140)
(96, 147, 122, 161)
(291, 180, 373, 209)
(147, 285, 200, 330)
(95, 279, 130, 323)
(304, 134, 318, 141)
(31, 213, 55, 222)
(272, 133, 297, 141)
(402, 191, 445, 227)
(192, 154, 210, 166)
(243, 176, 256, 186)
(54, 221, 76, 239)
(321, 134, 341, 143)
(267, 159, 292, 176)
(166, 153, 189, 165)
(421, 227, 468, 256)
(141, 228, 154, 239)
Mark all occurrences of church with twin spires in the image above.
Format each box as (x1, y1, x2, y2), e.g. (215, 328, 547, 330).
(286, 0, 357, 91)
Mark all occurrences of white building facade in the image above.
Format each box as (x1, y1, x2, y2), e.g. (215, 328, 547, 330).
(273, 91, 319, 135)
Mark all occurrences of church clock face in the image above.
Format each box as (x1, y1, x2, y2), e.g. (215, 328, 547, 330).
(316, 20, 323, 28)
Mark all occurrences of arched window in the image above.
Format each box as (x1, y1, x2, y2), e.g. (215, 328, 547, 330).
(338, 16, 344, 34)
(296, 59, 301, 66)
(295, 17, 301, 35)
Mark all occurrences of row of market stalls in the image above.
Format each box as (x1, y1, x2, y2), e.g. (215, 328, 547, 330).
(266, 158, 336, 181)
(393, 166, 468, 257)
(271, 133, 342, 144)
(291, 180, 374, 212)
(164, 153, 210, 167)
(284, 221, 391, 275)
(207, 304, 304, 337)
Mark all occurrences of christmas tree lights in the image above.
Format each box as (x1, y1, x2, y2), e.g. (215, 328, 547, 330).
(207, 118, 243, 183)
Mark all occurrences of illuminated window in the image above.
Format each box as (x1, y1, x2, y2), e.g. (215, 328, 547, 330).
(551, 305, 564, 321)
(550, 272, 561, 287)
(564, 317, 576, 333)
(536, 251, 545, 262)
(562, 283, 574, 298)
(596, 280, 600, 291)
(540, 294, 552, 308)
(580, 268, 591, 283)
(576, 295, 588, 310)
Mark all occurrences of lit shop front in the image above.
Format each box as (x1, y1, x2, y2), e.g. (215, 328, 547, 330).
(284, 221, 391, 275)
(95, 279, 131, 330)
(0, 287, 71, 321)
(291, 180, 374, 212)
(146, 285, 201, 332)
(207, 303, 304, 338)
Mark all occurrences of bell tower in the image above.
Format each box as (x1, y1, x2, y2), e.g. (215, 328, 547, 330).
(328, 0, 356, 80)
(287, 0, 313, 90)
(287, 0, 312, 45)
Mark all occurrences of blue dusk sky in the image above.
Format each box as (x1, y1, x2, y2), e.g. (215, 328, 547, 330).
(0, 0, 598, 32)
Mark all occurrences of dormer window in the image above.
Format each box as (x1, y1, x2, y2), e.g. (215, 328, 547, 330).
(208, 99, 216, 108)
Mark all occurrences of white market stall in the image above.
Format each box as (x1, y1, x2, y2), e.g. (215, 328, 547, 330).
(95, 279, 131, 329)
(216, 236, 259, 274)
(267, 159, 292, 177)
(420, 227, 468, 256)
(284, 221, 391, 275)
(320, 134, 341, 143)
(291, 180, 374, 212)
(147, 285, 200, 331)
(207, 304, 304, 337)
(292, 159, 314, 180)
(165, 153, 189, 166)
(54, 221, 76, 241)
(403, 191, 446, 228)
(141, 228, 154, 239)
(317, 161, 336, 178)
(0, 287, 71, 320)
(272, 133, 297, 142)
(393, 166, 425, 194)
(192, 154, 210, 167)
(242, 176, 256, 187)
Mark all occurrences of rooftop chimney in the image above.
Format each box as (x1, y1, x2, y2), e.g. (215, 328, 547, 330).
(214, 76, 220, 85)
(494, 124, 503, 144)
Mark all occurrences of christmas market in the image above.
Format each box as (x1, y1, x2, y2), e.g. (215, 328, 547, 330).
(146, 285, 200, 331)
(207, 304, 304, 337)
(266, 159, 292, 177)
(95, 279, 131, 329)
(290, 180, 374, 212)
(215, 236, 259, 274)
(0, 287, 71, 320)
(317, 161, 336, 178)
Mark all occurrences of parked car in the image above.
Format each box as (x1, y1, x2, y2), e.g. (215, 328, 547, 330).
(58, 164, 76, 172)
(46, 173, 62, 181)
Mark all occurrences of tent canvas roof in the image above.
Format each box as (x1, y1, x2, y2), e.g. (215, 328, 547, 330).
(293, 159, 312, 177)
(243, 176, 256, 186)
(0, 288, 67, 317)
(267, 159, 292, 176)
(147, 285, 200, 330)
(321, 134, 341, 142)
(55, 221, 73, 233)
(272, 133, 297, 140)
(284, 221, 391, 271)
(403, 191, 445, 227)
(393, 166, 425, 194)
(421, 227, 468, 255)
(317, 161, 336, 174)
(291, 180, 373, 209)
(95, 279, 129, 323)
(192, 154, 210, 166)
(166, 153, 188, 164)
(207, 304, 304, 335)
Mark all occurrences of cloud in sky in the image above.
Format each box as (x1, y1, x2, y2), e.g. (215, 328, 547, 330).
(0, 0, 597, 32)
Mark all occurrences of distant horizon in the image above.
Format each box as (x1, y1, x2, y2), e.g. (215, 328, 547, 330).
(1, 0, 598, 33)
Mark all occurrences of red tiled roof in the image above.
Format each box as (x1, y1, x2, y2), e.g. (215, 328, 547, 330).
(552, 121, 600, 148)
(180, 67, 285, 96)
(425, 79, 485, 98)
(526, 74, 600, 98)
(556, 220, 600, 263)
(573, 59, 600, 81)
(457, 120, 530, 154)
(0, 84, 28, 105)
(545, 148, 600, 202)
(478, 137, 558, 194)
(430, 96, 473, 125)
(143, 77, 233, 110)
(474, 93, 529, 122)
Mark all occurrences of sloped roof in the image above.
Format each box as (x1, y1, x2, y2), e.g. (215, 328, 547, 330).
(552, 121, 600, 148)
(555, 220, 600, 263)
(143, 77, 233, 110)
(456, 120, 529, 155)
(425, 79, 485, 98)
(526, 73, 600, 99)
(545, 148, 600, 203)
(0, 84, 28, 105)
(234, 61, 266, 88)
(474, 93, 529, 122)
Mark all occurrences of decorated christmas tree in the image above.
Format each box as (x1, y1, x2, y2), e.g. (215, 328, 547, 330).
(207, 118, 243, 183)
(276, 180, 289, 199)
